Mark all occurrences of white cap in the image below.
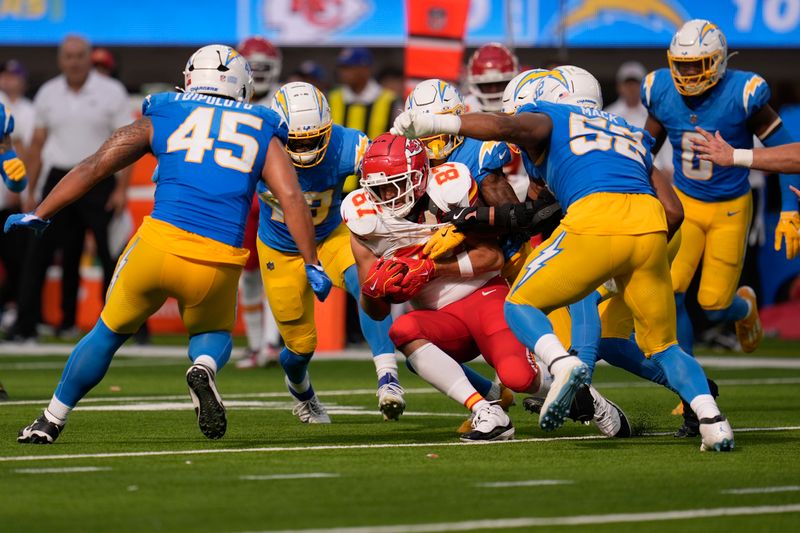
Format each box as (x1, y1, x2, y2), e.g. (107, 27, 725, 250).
(616, 61, 646, 83)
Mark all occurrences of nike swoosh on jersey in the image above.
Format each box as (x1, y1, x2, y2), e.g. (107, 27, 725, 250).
(481, 289, 497, 296)
(727, 211, 740, 216)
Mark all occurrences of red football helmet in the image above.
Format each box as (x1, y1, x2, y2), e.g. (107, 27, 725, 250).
(467, 43, 519, 112)
(237, 36, 282, 98)
(360, 133, 430, 218)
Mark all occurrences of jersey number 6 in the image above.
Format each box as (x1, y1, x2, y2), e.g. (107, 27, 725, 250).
(167, 107, 262, 173)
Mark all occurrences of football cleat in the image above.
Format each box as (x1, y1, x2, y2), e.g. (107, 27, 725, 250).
(539, 357, 590, 431)
(18, 412, 64, 444)
(460, 404, 514, 442)
(458, 383, 515, 434)
(735, 286, 762, 353)
(291, 395, 331, 424)
(186, 364, 227, 440)
(377, 374, 406, 421)
(699, 414, 735, 452)
(585, 386, 631, 438)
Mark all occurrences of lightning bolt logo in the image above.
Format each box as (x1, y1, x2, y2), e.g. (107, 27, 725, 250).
(106, 238, 140, 300)
(511, 231, 566, 296)
(479, 141, 499, 168)
(743, 75, 765, 112)
(515, 69, 568, 100)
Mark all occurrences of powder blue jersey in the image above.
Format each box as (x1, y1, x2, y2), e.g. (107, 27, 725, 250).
(145, 92, 287, 247)
(516, 101, 656, 211)
(448, 136, 511, 186)
(257, 124, 368, 252)
(0, 100, 14, 136)
(642, 68, 770, 202)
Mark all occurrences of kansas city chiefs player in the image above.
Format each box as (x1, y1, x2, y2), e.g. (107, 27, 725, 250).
(464, 43, 518, 113)
(238, 36, 282, 105)
(342, 133, 545, 441)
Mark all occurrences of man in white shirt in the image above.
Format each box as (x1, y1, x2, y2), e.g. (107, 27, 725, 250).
(9, 35, 132, 341)
(605, 61, 673, 174)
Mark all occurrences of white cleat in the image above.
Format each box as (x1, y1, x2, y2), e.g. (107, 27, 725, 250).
(699, 415, 735, 452)
(460, 404, 515, 442)
(587, 386, 631, 438)
(290, 395, 331, 424)
(539, 357, 590, 432)
(377, 380, 406, 421)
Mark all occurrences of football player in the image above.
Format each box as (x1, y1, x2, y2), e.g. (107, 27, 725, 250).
(392, 65, 735, 451)
(0, 97, 28, 401)
(643, 19, 800, 357)
(464, 43, 519, 113)
(263, 82, 403, 423)
(8, 45, 327, 444)
(234, 36, 285, 368)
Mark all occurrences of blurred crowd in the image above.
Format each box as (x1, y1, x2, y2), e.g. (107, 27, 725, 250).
(0, 34, 795, 351)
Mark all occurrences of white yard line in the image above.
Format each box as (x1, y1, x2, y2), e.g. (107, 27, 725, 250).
(722, 486, 800, 495)
(230, 504, 800, 533)
(14, 466, 112, 474)
(0, 426, 797, 464)
(475, 480, 573, 488)
(240, 473, 340, 481)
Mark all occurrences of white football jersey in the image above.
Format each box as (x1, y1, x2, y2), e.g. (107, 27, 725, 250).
(342, 162, 499, 310)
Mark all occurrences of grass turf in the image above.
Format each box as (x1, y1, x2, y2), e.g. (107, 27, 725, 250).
(0, 351, 799, 532)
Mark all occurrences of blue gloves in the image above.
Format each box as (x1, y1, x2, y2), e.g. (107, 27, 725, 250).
(4, 212, 50, 235)
(0, 149, 27, 193)
(305, 263, 333, 302)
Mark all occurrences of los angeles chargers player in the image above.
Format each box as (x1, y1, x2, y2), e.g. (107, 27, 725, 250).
(392, 66, 736, 451)
(0, 96, 28, 401)
(643, 19, 800, 358)
(8, 45, 327, 444)
(262, 82, 403, 423)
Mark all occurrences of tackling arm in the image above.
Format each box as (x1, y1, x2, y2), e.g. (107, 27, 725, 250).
(34, 118, 151, 221)
(479, 170, 520, 206)
(262, 137, 320, 267)
(430, 238, 504, 278)
(692, 126, 800, 173)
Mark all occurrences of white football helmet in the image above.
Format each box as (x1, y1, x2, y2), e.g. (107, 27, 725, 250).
(501, 69, 551, 114)
(539, 66, 603, 109)
(668, 19, 728, 96)
(183, 45, 254, 102)
(271, 82, 333, 168)
(405, 79, 466, 161)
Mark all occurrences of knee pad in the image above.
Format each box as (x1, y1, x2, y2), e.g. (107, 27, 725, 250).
(494, 357, 537, 393)
(388, 315, 422, 348)
(285, 330, 317, 355)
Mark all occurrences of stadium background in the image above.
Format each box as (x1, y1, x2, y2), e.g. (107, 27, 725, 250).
(1, 0, 798, 344)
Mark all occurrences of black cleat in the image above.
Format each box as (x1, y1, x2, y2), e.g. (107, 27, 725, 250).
(186, 364, 227, 440)
(18, 413, 64, 444)
(568, 385, 595, 423)
(522, 396, 544, 415)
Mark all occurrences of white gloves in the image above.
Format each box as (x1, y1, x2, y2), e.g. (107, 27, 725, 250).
(390, 110, 461, 139)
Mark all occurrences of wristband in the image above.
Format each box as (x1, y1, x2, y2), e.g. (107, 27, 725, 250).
(732, 149, 753, 168)
(456, 251, 473, 277)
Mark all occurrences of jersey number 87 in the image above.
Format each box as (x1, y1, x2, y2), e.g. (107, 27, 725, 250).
(167, 107, 263, 173)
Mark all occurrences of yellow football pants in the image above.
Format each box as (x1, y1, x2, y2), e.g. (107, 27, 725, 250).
(257, 223, 355, 354)
(102, 237, 242, 335)
(671, 188, 752, 310)
(508, 227, 676, 357)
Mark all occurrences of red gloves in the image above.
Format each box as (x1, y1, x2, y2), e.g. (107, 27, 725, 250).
(392, 256, 437, 300)
(362, 258, 408, 300)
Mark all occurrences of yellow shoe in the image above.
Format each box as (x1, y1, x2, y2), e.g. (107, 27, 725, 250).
(671, 401, 684, 416)
(735, 286, 762, 353)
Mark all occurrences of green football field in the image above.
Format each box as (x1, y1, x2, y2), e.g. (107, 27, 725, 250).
(1, 342, 799, 532)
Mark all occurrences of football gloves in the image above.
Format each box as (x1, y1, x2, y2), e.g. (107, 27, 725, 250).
(775, 210, 800, 260)
(1, 149, 27, 193)
(392, 256, 437, 300)
(362, 258, 408, 301)
(423, 224, 466, 259)
(390, 110, 461, 139)
(304, 263, 333, 302)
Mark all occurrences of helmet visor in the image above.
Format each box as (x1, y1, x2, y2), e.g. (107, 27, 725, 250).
(667, 52, 723, 96)
(286, 122, 332, 167)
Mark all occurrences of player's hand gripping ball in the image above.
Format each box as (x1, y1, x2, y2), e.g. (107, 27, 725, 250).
(392, 256, 437, 301)
(362, 258, 409, 302)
